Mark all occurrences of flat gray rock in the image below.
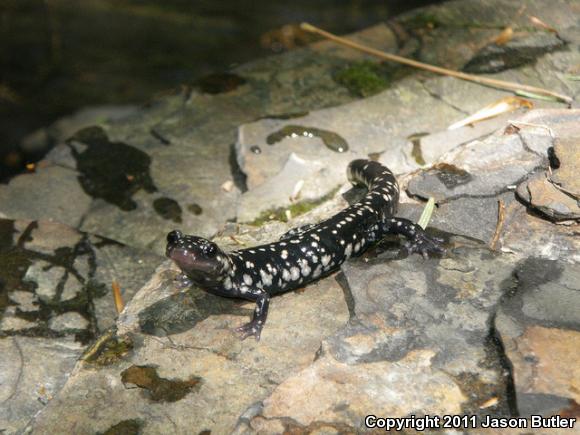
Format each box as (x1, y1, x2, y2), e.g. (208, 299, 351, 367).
(407, 132, 544, 202)
(247, 241, 517, 430)
(0, 165, 92, 227)
(235, 79, 464, 221)
(495, 259, 580, 417)
(0, 337, 82, 434)
(29, 265, 349, 435)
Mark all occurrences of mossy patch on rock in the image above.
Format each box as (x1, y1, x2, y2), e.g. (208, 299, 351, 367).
(248, 187, 340, 227)
(81, 329, 134, 366)
(333, 61, 392, 97)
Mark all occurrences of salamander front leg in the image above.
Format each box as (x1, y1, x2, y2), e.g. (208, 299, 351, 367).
(174, 273, 193, 289)
(234, 291, 270, 341)
(383, 218, 445, 258)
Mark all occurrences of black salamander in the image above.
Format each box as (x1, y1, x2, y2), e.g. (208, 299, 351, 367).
(166, 159, 443, 340)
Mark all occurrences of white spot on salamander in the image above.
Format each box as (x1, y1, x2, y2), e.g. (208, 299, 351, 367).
(290, 267, 300, 281)
(313, 265, 322, 278)
(260, 269, 273, 286)
(243, 274, 253, 285)
(281, 249, 288, 259)
(321, 255, 331, 266)
(344, 244, 352, 257)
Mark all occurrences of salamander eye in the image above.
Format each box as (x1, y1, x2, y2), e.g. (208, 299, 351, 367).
(203, 242, 217, 257)
(167, 230, 182, 244)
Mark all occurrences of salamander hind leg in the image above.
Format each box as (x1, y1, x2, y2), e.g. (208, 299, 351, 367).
(234, 291, 270, 341)
(382, 218, 445, 258)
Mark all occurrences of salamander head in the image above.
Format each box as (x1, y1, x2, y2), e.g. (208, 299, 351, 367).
(166, 230, 230, 286)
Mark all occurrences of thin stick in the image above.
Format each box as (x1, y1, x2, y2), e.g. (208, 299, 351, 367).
(229, 235, 246, 246)
(300, 23, 573, 105)
(490, 200, 506, 250)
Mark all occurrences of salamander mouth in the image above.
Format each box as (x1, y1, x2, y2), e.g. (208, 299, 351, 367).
(166, 245, 220, 277)
(166, 243, 187, 258)
(166, 246, 197, 266)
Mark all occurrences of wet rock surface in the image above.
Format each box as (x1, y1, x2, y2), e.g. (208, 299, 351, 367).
(0, 219, 161, 433)
(1, 0, 580, 433)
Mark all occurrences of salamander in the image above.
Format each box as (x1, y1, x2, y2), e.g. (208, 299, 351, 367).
(166, 159, 444, 340)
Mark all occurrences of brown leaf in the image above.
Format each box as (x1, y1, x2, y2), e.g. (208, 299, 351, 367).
(112, 280, 124, 314)
(493, 27, 514, 45)
(480, 397, 500, 409)
(529, 16, 558, 35)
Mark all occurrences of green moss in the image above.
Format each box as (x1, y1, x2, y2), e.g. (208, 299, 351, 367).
(408, 132, 429, 166)
(248, 187, 340, 227)
(334, 62, 391, 97)
(81, 328, 133, 366)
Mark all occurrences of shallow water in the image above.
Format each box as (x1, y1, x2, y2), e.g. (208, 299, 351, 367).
(0, 0, 439, 181)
